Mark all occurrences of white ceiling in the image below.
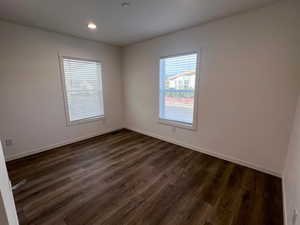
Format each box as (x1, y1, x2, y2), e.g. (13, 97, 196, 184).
(0, 0, 278, 46)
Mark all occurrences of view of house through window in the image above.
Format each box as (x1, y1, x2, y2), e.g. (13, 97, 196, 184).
(159, 53, 198, 126)
(62, 57, 104, 124)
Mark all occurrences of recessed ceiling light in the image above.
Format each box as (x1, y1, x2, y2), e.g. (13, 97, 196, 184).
(121, 2, 130, 7)
(88, 23, 97, 30)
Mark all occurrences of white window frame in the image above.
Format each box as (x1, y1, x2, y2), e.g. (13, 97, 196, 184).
(158, 51, 200, 130)
(59, 54, 105, 126)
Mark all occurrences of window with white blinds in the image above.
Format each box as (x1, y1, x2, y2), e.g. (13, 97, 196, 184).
(61, 57, 104, 125)
(159, 53, 199, 128)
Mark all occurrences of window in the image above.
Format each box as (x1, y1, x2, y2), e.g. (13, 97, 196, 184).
(159, 53, 198, 128)
(60, 57, 104, 125)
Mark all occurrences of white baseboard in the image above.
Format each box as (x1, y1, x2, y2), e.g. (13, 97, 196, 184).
(5, 128, 123, 162)
(282, 176, 288, 225)
(6, 125, 282, 178)
(126, 126, 282, 177)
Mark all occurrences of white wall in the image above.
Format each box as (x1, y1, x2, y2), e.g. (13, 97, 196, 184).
(122, 1, 300, 176)
(0, 195, 8, 225)
(0, 21, 124, 160)
(1, 2, 300, 224)
(283, 95, 300, 225)
(0, 0, 298, 178)
(0, 142, 19, 225)
(280, 4, 300, 224)
(0, 195, 9, 225)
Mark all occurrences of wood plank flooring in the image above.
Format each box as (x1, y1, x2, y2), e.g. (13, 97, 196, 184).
(7, 129, 284, 225)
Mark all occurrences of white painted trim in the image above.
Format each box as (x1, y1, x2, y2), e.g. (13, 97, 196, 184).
(158, 118, 196, 130)
(126, 126, 281, 177)
(0, 141, 19, 225)
(6, 124, 282, 177)
(5, 128, 122, 162)
(282, 175, 288, 225)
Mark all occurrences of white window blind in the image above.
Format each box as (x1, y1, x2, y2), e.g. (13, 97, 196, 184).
(159, 53, 198, 127)
(61, 57, 104, 124)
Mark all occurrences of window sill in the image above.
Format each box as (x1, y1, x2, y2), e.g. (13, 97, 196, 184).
(67, 115, 105, 126)
(158, 118, 197, 131)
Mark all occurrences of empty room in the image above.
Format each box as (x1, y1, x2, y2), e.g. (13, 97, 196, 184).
(0, 0, 300, 225)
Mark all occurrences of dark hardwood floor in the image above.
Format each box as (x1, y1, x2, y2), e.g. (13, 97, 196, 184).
(7, 129, 283, 225)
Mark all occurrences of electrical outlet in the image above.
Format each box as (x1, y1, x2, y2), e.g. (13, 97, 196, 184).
(293, 208, 298, 225)
(5, 139, 13, 147)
